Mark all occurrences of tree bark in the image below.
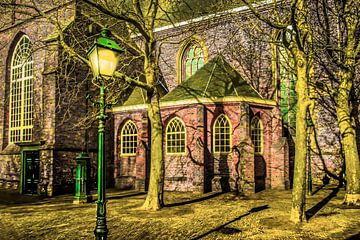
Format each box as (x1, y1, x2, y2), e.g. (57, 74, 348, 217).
(141, 38, 165, 210)
(290, 50, 309, 223)
(142, 94, 164, 210)
(334, 2, 360, 205)
(336, 69, 360, 206)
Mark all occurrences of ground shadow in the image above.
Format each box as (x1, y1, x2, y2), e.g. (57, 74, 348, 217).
(191, 205, 269, 239)
(0, 190, 48, 205)
(306, 187, 340, 220)
(107, 192, 146, 200)
(312, 184, 326, 195)
(165, 192, 223, 207)
(254, 155, 266, 193)
(347, 232, 360, 239)
(284, 127, 294, 188)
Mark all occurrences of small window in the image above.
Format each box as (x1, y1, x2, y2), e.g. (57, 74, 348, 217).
(182, 43, 204, 81)
(213, 114, 232, 153)
(121, 120, 138, 156)
(251, 116, 263, 154)
(166, 117, 186, 154)
(9, 35, 34, 143)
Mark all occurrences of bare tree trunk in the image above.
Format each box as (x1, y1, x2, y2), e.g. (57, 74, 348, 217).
(141, 37, 165, 210)
(142, 94, 164, 210)
(290, 50, 309, 223)
(336, 69, 360, 205)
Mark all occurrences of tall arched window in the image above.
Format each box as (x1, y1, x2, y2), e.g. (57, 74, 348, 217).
(121, 120, 138, 156)
(181, 43, 204, 81)
(278, 34, 297, 132)
(251, 116, 263, 154)
(166, 117, 186, 154)
(213, 114, 232, 153)
(10, 35, 34, 143)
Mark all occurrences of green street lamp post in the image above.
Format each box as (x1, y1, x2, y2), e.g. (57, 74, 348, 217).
(87, 27, 123, 240)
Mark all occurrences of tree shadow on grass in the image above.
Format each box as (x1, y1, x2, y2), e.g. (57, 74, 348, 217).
(191, 205, 269, 240)
(107, 191, 146, 200)
(347, 232, 360, 239)
(164, 192, 223, 207)
(306, 187, 340, 220)
(311, 184, 327, 195)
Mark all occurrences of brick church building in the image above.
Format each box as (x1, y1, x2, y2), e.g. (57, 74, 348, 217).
(0, 1, 337, 196)
(113, 55, 288, 193)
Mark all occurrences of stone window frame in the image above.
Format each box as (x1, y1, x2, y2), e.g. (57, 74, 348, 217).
(213, 114, 232, 154)
(121, 120, 138, 156)
(9, 35, 34, 143)
(177, 36, 208, 84)
(165, 117, 186, 155)
(251, 116, 263, 155)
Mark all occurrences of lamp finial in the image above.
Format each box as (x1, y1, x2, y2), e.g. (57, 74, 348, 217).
(101, 26, 110, 38)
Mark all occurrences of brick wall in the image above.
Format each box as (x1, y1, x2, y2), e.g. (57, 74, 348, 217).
(113, 101, 288, 193)
(0, 2, 100, 195)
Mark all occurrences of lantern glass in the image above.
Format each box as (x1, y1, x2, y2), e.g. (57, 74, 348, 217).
(88, 45, 120, 78)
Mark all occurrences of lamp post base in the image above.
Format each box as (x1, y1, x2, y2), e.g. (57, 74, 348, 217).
(94, 201, 108, 239)
(73, 195, 92, 204)
(94, 222, 108, 240)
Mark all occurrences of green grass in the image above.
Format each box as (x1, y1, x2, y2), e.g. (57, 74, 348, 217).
(0, 186, 359, 239)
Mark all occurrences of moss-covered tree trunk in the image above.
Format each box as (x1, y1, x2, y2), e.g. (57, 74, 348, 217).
(142, 92, 164, 210)
(290, 49, 309, 223)
(288, 0, 315, 223)
(141, 4, 165, 210)
(336, 68, 360, 205)
(334, 3, 360, 205)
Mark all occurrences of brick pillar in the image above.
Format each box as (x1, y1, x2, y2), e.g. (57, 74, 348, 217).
(40, 149, 54, 196)
(113, 116, 120, 183)
(135, 111, 149, 191)
(201, 105, 213, 193)
(238, 103, 255, 194)
(194, 105, 206, 192)
(270, 107, 289, 189)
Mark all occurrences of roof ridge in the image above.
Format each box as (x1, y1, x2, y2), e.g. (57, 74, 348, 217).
(160, 55, 262, 103)
(202, 59, 218, 97)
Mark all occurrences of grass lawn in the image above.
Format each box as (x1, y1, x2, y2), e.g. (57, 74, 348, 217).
(0, 185, 359, 240)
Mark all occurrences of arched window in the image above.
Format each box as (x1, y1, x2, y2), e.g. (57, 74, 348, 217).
(9, 35, 34, 143)
(278, 47, 297, 130)
(278, 32, 297, 131)
(121, 120, 138, 156)
(251, 116, 263, 154)
(213, 114, 232, 153)
(166, 117, 186, 154)
(181, 43, 205, 81)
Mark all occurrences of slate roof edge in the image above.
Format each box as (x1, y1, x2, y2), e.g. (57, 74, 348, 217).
(112, 96, 276, 112)
(130, 0, 274, 38)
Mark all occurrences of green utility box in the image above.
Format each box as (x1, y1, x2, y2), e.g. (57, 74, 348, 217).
(73, 152, 91, 204)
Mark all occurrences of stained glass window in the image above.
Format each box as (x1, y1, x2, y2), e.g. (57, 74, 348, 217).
(213, 114, 232, 153)
(10, 35, 33, 143)
(182, 43, 204, 81)
(166, 117, 186, 154)
(121, 120, 138, 156)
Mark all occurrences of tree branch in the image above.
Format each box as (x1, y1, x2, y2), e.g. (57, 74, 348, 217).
(241, 0, 287, 30)
(81, 0, 151, 42)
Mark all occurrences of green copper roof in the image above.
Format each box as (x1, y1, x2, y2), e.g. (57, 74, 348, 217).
(122, 87, 147, 106)
(161, 55, 261, 102)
